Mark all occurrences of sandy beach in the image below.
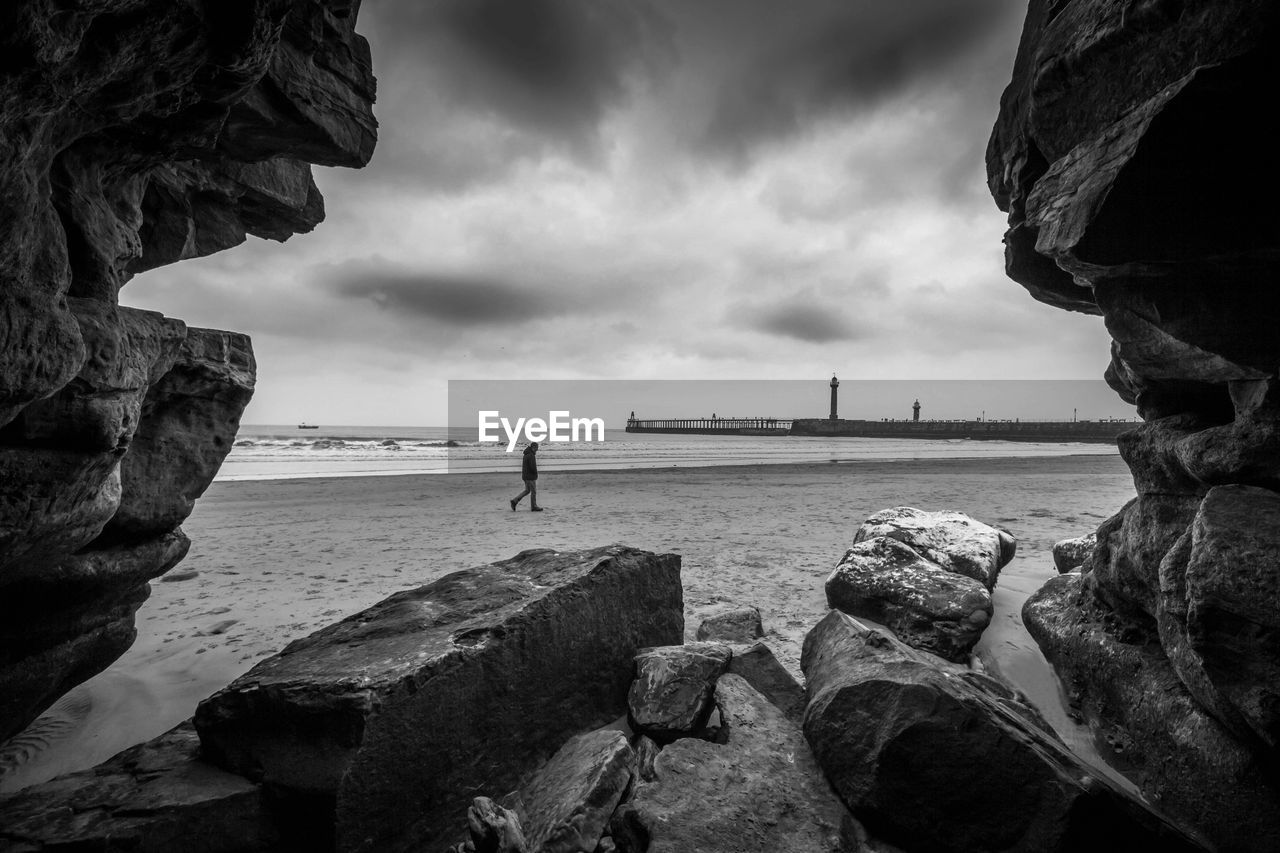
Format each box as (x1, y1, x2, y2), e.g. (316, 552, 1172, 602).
(1, 453, 1138, 792)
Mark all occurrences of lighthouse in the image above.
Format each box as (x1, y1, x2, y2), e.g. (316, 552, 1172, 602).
(912, 399, 921, 422)
(829, 375, 839, 420)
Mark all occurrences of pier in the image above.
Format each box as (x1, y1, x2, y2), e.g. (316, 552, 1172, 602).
(625, 417, 792, 436)
(624, 377, 1138, 443)
(788, 417, 1133, 443)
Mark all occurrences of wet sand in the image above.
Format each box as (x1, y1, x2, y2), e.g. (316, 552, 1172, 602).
(1, 453, 1137, 792)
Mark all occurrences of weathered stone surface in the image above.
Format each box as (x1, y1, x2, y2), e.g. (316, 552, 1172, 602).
(990, 8, 1280, 843)
(104, 327, 255, 542)
(195, 546, 683, 853)
(15, 300, 187, 453)
(519, 729, 633, 853)
(826, 537, 992, 662)
(1052, 532, 1095, 574)
(803, 610, 1208, 853)
(724, 641, 806, 724)
(0, 318, 249, 742)
(1024, 573, 1279, 851)
(464, 797, 527, 853)
(622, 673, 868, 853)
(853, 506, 1015, 589)
(1174, 485, 1280, 749)
(695, 607, 764, 643)
(627, 643, 731, 743)
(0, 531, 189, 743)
(0, 0, 376, 741)
(634, 736, 661, 784)
(0, 722, 276, 852)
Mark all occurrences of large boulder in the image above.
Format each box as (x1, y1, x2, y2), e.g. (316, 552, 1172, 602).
(826, 537, 992, 662)
(194, 546, 683, 853)
(620, 673, 870, 853)
(0, 723, 277, 852)
(1025, 571, 1280, 850)
(853, 506, 1016, 589)
(0, 0, 376, 740)
(802, 610, 1207, 853)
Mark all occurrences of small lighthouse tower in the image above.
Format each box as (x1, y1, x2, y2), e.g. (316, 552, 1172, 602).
(912, 399, 921, 422)
(829, 375, 839, 420)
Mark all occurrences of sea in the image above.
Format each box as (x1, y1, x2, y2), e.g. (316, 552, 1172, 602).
(220, 424, 1121, 481)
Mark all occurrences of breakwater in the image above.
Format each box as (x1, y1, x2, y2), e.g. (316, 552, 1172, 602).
(625, 417, 792, 436)
(626, 417, 1134, 443)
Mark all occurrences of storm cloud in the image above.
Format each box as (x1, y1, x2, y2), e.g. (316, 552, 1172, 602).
(120, 0, 1121, 427)
(330, 271, 560, 326)
(739, 302, 862, 344)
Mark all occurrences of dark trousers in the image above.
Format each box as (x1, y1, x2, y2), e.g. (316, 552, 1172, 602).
(513, 479, 537, 506)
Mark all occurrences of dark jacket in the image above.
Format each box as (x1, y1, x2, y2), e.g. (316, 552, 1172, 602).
(522, 447, 538, 481)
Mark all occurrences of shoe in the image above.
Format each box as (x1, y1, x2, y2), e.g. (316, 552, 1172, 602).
(531, 506, 544, 512)
(510, 499, 518, 511)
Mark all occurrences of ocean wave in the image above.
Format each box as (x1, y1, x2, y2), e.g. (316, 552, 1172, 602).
(231, 438, 466, 450)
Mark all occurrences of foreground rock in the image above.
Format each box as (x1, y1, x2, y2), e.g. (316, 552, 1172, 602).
(627, 643, 731, 743)
(802, 611, 1207, 853)
(621, 673, 869, 852)
(725, 641, 807, 723)
(0, 723, 277, 852)
(828, 506, 1015, 662)
(853, 506, 1015, 588)
(451, 797, 526, 853)
(518, 729, 634, 853)
(826, 537, 991, 662)
(1025, 572, 1280, 851)
(0, 0, 376, 740)
(695, 607, 764, 643)
(1052, 532, 1095, 573)
(195, 546, 682, 853)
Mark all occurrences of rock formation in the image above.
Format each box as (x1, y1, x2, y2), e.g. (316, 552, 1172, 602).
(515, 729, 635, 853)
(694, 607, 765, 644)
(196, 545, 682, 853)
(623, 673, 869, 853)
(0, 0, 377, 742)
(826, 507, 1015, 661)
(802, 611, 1207, 853)
(3, 545, 684, 852)
(1051, 532, 1095, 574)
(0, 722, 278, 852)
(988, 1, 1280, 847)
(627, 643, 731, 743)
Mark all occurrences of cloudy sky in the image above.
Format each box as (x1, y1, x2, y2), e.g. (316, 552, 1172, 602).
(124, 0, 1119, 426)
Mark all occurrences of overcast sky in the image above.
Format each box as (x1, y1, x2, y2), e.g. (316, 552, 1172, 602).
(124, 0, 1120, 426)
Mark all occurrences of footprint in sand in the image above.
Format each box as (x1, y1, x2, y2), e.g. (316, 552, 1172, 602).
(0, 690, 92, 777)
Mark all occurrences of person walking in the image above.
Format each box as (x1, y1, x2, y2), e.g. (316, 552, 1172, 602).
(510, 442, 543, 511)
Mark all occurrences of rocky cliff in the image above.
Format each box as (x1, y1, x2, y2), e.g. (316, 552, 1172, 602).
(988, 1, 1280, 847)
(0, 0, 376, 743)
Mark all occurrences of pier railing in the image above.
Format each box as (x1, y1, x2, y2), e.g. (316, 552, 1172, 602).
(626, 417, 792, 433)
